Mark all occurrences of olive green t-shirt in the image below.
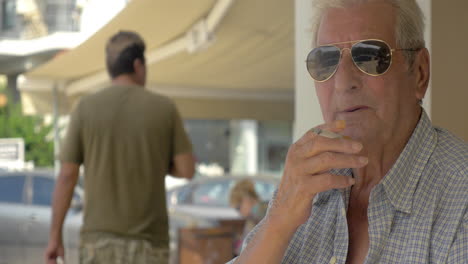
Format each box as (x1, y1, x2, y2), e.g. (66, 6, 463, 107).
(60, 84, 192, 247)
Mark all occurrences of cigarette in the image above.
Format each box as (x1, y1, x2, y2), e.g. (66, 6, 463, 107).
(317, 129, 343, 139)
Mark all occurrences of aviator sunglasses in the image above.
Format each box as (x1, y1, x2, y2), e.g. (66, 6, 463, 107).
(306, 39, 421, 82)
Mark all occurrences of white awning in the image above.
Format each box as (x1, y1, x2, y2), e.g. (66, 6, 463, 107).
(20, 0, 294, 121)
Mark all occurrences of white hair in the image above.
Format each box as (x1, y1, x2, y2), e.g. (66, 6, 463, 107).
(311, 0, 425, 66)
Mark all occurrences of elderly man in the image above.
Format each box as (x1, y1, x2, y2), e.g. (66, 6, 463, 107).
(229, 0, 467, 263)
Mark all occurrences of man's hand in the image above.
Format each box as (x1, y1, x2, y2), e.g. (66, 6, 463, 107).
(233, 120, 368, 264)
(45, 162, 80, 264)
(267, 120, 368, 232)
(44, 238, 64, 264)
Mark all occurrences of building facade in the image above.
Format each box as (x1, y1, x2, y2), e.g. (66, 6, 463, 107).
(0, 0, 79, 40)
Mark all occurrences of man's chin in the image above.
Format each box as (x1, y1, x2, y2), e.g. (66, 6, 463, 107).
(342, 123, 374, 141)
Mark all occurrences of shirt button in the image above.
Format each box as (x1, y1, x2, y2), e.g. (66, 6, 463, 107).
(330, 256, 337, 264)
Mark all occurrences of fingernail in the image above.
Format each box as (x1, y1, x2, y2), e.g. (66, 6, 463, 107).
(352, 142, 363, 151)
(335, 120, 346, 129)
(348, 178, 355, 185)
(359, 156, 368, 164)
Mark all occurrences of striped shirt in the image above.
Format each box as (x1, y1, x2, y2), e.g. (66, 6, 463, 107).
(228, 110, 467, 264)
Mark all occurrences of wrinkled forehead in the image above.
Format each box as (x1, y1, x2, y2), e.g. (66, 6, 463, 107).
(317, 1, 397, 46)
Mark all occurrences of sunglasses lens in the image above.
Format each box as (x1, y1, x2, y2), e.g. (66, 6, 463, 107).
(306, 46, 341, 81)
(352, 40, 391, 75)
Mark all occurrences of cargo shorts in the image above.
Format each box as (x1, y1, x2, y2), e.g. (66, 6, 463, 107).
(79, 234, 169, 264)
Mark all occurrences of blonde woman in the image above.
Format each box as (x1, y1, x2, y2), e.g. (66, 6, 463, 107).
(229, 179, 269, 256)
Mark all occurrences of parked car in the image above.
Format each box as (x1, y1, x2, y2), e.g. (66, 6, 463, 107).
(167, 174, 279, 222)
(166, 175, 279, 263)
(0, 171, 83, 264)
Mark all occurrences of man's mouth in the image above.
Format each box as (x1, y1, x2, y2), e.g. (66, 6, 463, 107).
(343, 106, 369, 113)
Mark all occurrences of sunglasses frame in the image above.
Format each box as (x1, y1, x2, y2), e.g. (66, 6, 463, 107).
(306, 39, 420, 82)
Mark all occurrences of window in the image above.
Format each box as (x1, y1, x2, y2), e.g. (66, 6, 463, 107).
(44, 3, 59, 31)
(0, 175, 25, 203)
(32, 176, 54, 206)
(2, 0, 16, 30)
(266, 144, 288, 171)
(44, 0, 77, 33)
(193, 180, 233, 206)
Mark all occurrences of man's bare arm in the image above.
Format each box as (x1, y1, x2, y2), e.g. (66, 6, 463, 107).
(170, 152, 195, 179)
(233, 122, 365, 263)
(234, 216, 299, 264)
(45, 162, 80, 264)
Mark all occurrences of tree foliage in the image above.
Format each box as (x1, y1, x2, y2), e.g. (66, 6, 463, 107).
(0, 90, 54, 167)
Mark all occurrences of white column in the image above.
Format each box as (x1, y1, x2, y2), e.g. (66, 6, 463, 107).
(294, 0, 323, 141)
(229, 120, 258, 175)
(243, 120, 258, 174)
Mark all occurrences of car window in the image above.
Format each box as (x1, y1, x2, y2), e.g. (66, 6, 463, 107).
(193, 180, 233, 206)
(32, 176, 54, 206)
(167, 185, 191, 205)
(175, 185, 191, 204)
(254, 181, 277, 202)
(0, 175, 26, 204)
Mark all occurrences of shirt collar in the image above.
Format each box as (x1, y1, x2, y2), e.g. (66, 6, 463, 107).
(381, 109, 437, 214)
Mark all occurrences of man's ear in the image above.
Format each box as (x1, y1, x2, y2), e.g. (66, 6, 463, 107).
(133, 58, 144, 74)
(414, 48, 430, 101)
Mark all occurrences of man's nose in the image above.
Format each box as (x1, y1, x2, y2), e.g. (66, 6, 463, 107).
(332, 48, 361, 91)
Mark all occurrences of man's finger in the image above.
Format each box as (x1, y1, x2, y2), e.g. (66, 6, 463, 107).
(302, 152, 368, 175)
(298, 136, 363, 158)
